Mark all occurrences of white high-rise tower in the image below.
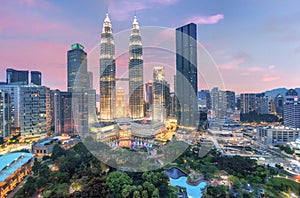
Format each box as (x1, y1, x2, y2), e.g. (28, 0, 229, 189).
(100, 13, 116, 120)
(129, 16, 144, 119)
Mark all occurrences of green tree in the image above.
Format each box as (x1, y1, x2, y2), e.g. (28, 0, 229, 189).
(133, 190, 141, 198)
(206, 185, 228, 198)
(22, 177, 37, 197)
(51, 144, 65, 160)
(36, 176, 48, 188)
(151, 188, 159, 198)
(121, 185, 131, 198)
(143, 181, 155, 195)
(107, 171, 133, 196)
(142, 190, 149, 198)
(229, 175, 241, 189)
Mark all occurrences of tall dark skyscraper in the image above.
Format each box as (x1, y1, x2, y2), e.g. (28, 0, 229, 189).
(100, 13, 116, 121)
(129, 16, 144, 119)
(175, 23, 198, 127)
(60, 91, 75, 134)
(67, 43, 87, 92)
(31, 71, 41, 85)
(6, 68, 29, 85)
(146, 81, 153, 106)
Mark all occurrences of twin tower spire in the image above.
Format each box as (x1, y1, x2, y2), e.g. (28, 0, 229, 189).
(99, 13, 144, 121)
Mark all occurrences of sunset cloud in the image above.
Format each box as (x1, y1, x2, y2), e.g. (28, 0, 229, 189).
(262, 75, 280, 82)
(185, 14, 224, 25)
(218, 56, 247, 71)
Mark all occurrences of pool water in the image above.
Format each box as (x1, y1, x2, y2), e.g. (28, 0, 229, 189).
(169, 176, 206, 198)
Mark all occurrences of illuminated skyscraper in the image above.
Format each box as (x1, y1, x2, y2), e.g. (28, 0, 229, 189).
(129, 16, 144, 119)
(67, 43, 87, 92)
(100, 13, 116, 120)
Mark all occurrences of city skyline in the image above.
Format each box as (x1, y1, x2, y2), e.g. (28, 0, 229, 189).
(2, 2, 300, 197)
(1, 1, 300, 94)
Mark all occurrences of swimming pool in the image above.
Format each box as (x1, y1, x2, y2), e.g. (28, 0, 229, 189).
(169, 176, 206, 198)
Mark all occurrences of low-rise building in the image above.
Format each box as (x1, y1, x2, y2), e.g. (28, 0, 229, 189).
(32, 138, 57, 157)
(258, 126, 300, 145)
(0, 152, 34, 197)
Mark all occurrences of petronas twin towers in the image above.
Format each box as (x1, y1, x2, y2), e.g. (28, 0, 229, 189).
(100, 13, 144, 121)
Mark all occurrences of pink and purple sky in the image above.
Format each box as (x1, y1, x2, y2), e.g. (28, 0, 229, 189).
(1, 0, 300, 94)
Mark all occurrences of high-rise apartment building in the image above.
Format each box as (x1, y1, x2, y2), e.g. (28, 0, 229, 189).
(67, 43, 88, 92)
(0, 84, 50, 136)
(31, 71, 41, 85)
(218, 90, 235, 118)
(255, 93, 269, 114)
(129, 16, 144, 119)
(240, 92, 273, 115)
(240, 93, 256, 114)
(211, 88, 235, 118)
(211, 87, 219, 117)
(283, 89, 300, 128)
(0, 89, 11, 138)
(6, 68, 29, 85)
(100, 13, 116, 120)
(175, 23, 198, 127)
(50, 89, 61, 135)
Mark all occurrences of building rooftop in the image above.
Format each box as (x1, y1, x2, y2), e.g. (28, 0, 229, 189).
(261, 126, 300, 130)
(0, 152, 34, 182)
(34, 138, 54, 146)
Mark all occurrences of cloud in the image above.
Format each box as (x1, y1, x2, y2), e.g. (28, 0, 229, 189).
(246, 67, 265, 72)
(262, 75, 280, 82)
(268, 65, 275, 69)
(185, 14, 224, 25)
(218, 53, 248, 71)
